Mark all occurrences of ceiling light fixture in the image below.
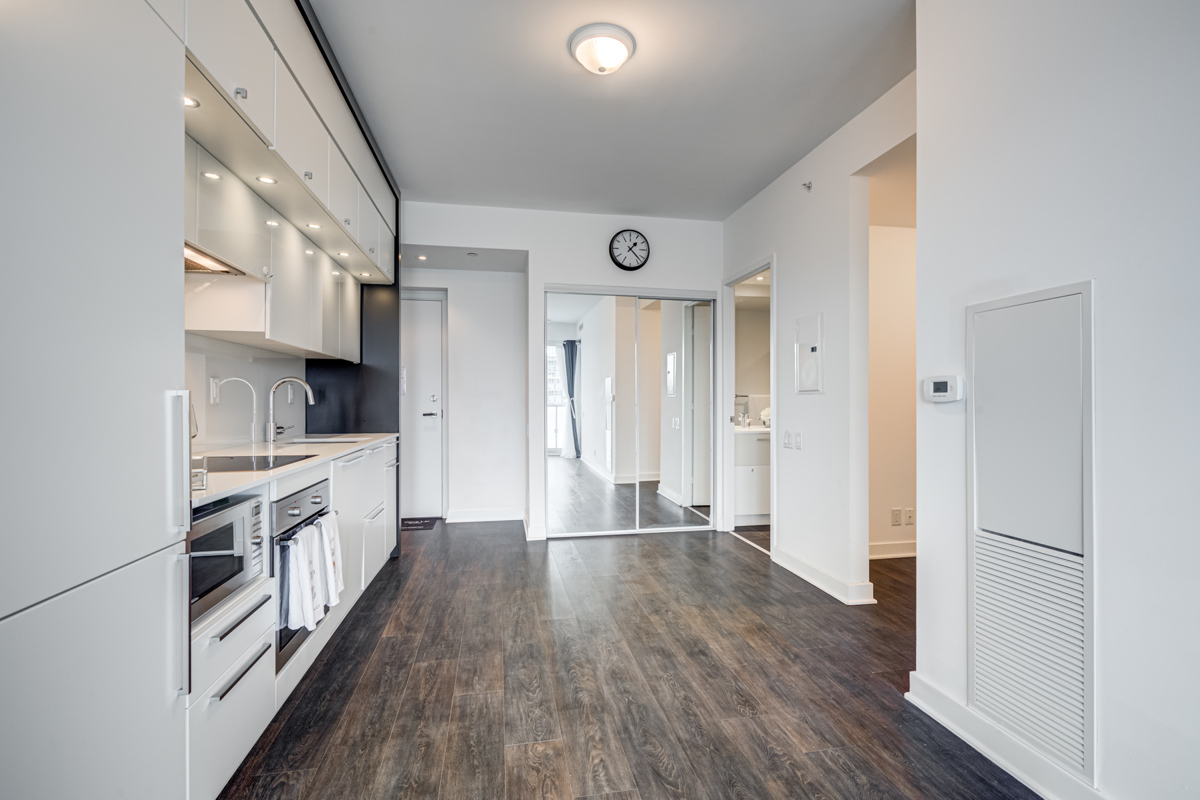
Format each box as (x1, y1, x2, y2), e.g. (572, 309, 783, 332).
(266, 220, 279, 226)
(256, 175, 276, 184)
(338, 252, 349, 257)
(569, 23, 635, 75)
(417, 255, 427, 260)
(306, 223, 321, 229)
(202, 172, 220, 180)
(756, 275, 763, 280)
(332, 270, 340, 275)
(360, 272, 370, 277)
(305, 250, 314, 255)
(183, 96, 200, 108)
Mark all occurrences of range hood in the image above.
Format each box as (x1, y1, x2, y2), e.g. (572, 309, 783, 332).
(184, 244, 245, 276)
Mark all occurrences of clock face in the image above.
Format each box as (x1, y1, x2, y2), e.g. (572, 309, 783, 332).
(609, 229, 650, 271)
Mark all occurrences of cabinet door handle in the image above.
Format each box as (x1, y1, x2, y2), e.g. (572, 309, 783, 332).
(337, 454, 366, 466)
(234, 87, 248, 100)
(212, 643, 271, 702)
(366, 505, 384, 522)
(303, 171, 313, 180)
(368, 445, 387, 453)
(168, 390, 191, 535)
(384, 460, 397, 470)
(211, 595, 272, 643)
(178, 553, 191, 696)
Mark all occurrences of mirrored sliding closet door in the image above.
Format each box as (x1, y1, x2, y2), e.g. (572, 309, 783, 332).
(545, 293, 713, 536)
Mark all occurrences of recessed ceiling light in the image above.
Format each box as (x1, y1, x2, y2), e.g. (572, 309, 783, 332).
(305, 250, 314, 255)
(417, 255, 427, 260)
(360, 272, 370, 277)
(266, 220, 279, 226)
(756, 275, 763, 280)
(256, 175, 276, 184)
(332, 270, 340, 275)
(183, 96, 200, 108)
(306, 223, 321, 229)
(338, 252, 349, 257)
(569, 23, 635, 75)
(202, 172, 220, 180)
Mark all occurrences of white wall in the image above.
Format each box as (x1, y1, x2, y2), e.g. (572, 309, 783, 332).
(578, 296, 618, 479)
(402, 201, 724, 537)
(185, 334, 307, 450)
(868, 226, 916, 558)
(722, 72, 916, 603)
(400, 267, 527, 522)
(659, 302, 684, 501)
(909, 4, 1200, 799)
(735, 308, 771, 395)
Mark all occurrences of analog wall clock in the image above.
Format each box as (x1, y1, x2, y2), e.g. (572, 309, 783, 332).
(609, 229, 650, 271)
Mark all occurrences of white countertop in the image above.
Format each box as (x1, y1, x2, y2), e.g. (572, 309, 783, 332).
(734, 426, 771, 434)
(190, 433, 398, 507)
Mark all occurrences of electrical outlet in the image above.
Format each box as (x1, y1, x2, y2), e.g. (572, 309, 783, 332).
(795, 431, 803, 450)
(209, 378, 220, 405)
(782, 431, 793, 448)
(891, 508, 902, 526)
(904, 508, 915, 525)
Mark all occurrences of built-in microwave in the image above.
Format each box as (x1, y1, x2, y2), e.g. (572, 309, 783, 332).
(188, 494, 265, 623)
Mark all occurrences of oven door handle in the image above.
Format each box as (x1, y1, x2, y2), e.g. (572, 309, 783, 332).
(212, 595, 272, 642)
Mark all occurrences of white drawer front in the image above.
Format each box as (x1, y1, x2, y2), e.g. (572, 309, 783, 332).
(189, 628, 276, 800)
(190, 582, 275, 706)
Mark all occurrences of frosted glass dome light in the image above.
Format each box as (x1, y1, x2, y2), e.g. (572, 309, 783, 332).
(569, 23, 636, 75)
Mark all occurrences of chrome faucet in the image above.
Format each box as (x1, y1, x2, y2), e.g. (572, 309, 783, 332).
(217, 377, 258, 443)
(268, 377, 316, 443)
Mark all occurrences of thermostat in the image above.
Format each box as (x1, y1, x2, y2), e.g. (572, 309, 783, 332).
(923, 375, 965, 402)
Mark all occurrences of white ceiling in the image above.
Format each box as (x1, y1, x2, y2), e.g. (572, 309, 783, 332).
(309, 0, 915, 221)
(400, 244, 528, 272)
(546, 293, 604, 324)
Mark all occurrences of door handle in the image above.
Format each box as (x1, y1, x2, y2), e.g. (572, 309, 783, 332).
(422, 412, 437, 417)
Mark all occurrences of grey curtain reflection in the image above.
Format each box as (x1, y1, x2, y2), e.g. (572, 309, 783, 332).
(562, 339, 580, 458)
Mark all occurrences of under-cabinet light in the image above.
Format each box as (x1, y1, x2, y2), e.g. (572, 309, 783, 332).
(183, 96, 200, 108)
(256, 176, 276, 184)
(202, 172, 220, 180)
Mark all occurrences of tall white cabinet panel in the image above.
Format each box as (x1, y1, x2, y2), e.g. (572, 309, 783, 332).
(0, 0, 186, 618)
(187, 0, 276, 143)
(267, 221, 319, 351)
(196, 146, 273, 277)
(329, 143, 360, 242)
(319, 254, 342, 356)
(184, 135, 199, 242)
(0, 545, 187, 800)
(340, 274, 362, 363)
(273, 55, 330, 205)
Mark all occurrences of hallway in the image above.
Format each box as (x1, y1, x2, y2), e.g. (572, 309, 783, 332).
(547, 457, 710, 534)
(219, 523, 1035, 800)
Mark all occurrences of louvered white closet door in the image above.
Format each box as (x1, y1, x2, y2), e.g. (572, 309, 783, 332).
(968, 284, 1094, 784)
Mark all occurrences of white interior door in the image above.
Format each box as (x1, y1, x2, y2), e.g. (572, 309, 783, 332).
(400, 299, 444, 518)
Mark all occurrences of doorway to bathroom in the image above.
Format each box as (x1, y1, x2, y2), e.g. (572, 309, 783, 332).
(400, 290, 449, 519)
(730, 266, 773, 552)
(544, 291, 714, 536)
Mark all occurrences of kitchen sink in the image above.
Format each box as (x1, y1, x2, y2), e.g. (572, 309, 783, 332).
(192, 454, 318, 472)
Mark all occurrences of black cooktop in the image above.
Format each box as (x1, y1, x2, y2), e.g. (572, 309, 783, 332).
(193, 454, 317, 473)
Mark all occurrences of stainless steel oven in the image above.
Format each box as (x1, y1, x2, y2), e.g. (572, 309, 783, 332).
(187, 494, 265, 623)
(272, 479, 331, 672)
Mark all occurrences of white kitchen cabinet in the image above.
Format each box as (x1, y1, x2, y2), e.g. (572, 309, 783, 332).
(329, 142, 359, 242)
(189, 579, 275, 706)
(188, 628, 275, 800)
(340, 273, 362, 363)
(196, 145, 273, 278)
(1, 0, 187, 619)
(0, 545, 187, 800)
(379, 218, 396, 281)
(363, 502, 387, 585)
(384, 445, 399, 555)
(332, 449, 370, 604)
(187, 0, 276, 143)
(185, 135, 199, 242)
(273, 54, 329, 205)
(361, 200, 381, 267)
(266, 219, 320, 351)
(319, 253, 342, 355)
(146, 0, 185, 40)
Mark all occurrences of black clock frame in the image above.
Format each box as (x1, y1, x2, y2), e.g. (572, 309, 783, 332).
(609, 229, 650, 271)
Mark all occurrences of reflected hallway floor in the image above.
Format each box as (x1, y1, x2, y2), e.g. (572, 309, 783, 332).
(547, 455, 710, 534)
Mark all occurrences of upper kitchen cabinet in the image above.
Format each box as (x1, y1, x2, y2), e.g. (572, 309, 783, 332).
(329, 144, 360, 243)
(185, 136, 199, 242)
(195, 145, 272, 280)
(339, 274, 362, 364)
(187, 0, 276, 144)
(266, 221, 320, 352)
(146, 0, 185, 41)
(273, 55, 329, 206)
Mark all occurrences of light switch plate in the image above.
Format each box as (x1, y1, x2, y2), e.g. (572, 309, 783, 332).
(783, 431, 793, 449)
(891, 508, 902, 526)
(795, 431, 803, 450)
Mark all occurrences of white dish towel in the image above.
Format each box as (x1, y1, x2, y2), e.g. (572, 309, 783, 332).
(286, 524, 327, 632)
(316, 514, 344, 607)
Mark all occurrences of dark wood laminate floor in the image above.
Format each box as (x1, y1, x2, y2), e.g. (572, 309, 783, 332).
(219, 525, 1036, 800)
(733, 525, 771, 552)
(547, 457, 710, 534)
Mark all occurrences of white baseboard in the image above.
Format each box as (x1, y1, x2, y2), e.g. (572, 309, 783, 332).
(445, 507, 525, 524)
(907, 673, 1103, 800)
(771, 547, 876, 605)
(581, 457, 615, 483)
(523, 514, 545, 541)
(735, 513, 771, 526)
(657, 484, 683, 505)
(869, 540, 917, 559)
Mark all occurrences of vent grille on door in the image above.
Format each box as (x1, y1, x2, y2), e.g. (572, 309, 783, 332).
(972, 530, 1087, 774)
